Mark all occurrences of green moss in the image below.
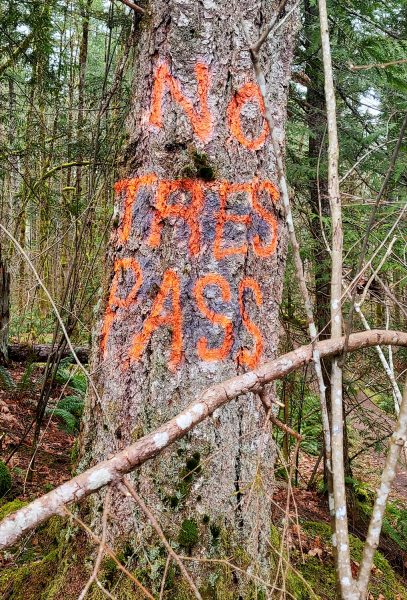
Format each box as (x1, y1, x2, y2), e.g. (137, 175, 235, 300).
(0, 549, 58, 600)
(180, 150, 216, 181)
(165, 452, 202, 509)
(210, 523, 221, 543)
(178, 519, 199, 550)
(298, 521, 407, 599)
(357, 493, 407, 552)
(192, 151, 216, 181)
(70, 439, 79, 466)
(185, 451, 201, 474)
(0, 460, 12, 496)
(0, 498, 27, 520)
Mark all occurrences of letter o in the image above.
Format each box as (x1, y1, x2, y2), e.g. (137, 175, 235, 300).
(227, 82, 270, 150)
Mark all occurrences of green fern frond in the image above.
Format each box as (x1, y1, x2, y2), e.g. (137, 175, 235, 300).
(46, 407, 77, 434)
(57, 395, 84, 418)
(18, 363, 36, 391)
(0, 365, 16, 391)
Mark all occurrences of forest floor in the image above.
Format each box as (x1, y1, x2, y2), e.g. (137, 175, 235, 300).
(0, 361, 407, 595)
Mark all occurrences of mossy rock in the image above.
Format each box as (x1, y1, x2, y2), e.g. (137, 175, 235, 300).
(0, 460, 12, 496)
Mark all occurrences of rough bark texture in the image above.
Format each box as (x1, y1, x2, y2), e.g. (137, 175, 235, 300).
(79, 0, 297, 592)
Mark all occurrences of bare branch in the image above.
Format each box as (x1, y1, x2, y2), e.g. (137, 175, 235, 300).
(64, 507, 155, 600)
(78, 487, 111, 600)
(119, 479, 203, 600)
(1, 330, 406, 551)
(349, 58, 407, 71)
(357, 377, 407, 595)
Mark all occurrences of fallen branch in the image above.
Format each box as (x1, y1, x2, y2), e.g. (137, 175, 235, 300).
(8, 343, 89, 364)
(0, 329, 406, 551)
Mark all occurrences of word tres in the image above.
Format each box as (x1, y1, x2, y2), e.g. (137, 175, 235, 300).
(101, 259, 264, 371)
(114, 175, 279, 259)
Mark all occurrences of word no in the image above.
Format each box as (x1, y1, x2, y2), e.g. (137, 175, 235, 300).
(149, 62, 270, 149)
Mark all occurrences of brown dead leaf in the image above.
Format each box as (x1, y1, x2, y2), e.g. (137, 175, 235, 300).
(308, 546, 323, 560)
(350, 560, 360, 578)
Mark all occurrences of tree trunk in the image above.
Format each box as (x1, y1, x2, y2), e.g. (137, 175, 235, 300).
(0, 245, 10, 364)
(79, 1, 297, 595)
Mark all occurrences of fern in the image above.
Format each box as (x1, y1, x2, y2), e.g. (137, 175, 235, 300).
(55, 362, 87, 396)
(46, 395, 84, 433)
(18, 362, 36, 391)
(49, 408, 77, 434)
(57, 395, 84, 418)
(0, 365, 16, 391)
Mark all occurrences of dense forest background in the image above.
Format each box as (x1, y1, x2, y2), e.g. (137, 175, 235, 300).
(0, 0, 406, 598)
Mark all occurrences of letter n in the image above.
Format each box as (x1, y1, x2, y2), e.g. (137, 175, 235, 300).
(149, 62, 213, 142)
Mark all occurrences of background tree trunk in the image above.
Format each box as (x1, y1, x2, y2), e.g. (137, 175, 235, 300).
(79, 0, 297, 594)
(0, 245, 10, 364)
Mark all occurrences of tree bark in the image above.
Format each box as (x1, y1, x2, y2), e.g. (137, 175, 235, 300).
(0, 245, 10, 364)
(79, 1, 297, 594)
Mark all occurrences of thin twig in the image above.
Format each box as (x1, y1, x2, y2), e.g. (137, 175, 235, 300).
(63, 506, 155, 600)
(159, 555, 171, 600)
(0, 222, 117, 447)
(259, 389, 303, 441)
(340, 111, 407, 365)
(119, 478, 203, 600)
(349, 58, 407, 70)
(115, 0, 145, 14)
(78, 488, 111, 600)
(250, 0, 290, 54)
(356, 237, 397, 309)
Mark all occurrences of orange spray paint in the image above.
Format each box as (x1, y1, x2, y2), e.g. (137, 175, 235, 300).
(101, 257, 143, 356)
(147, 179, 204, 256)
(194, 274, 233, 361)
(227, 82, 270, 151)
(129, 270, 183, 370)
(237, 277, 264, 369)
(149, 62, 213, 142)
(213, 182, 252, 260)
(251, 180, 279, 257)
(115, 174, 157, 245)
